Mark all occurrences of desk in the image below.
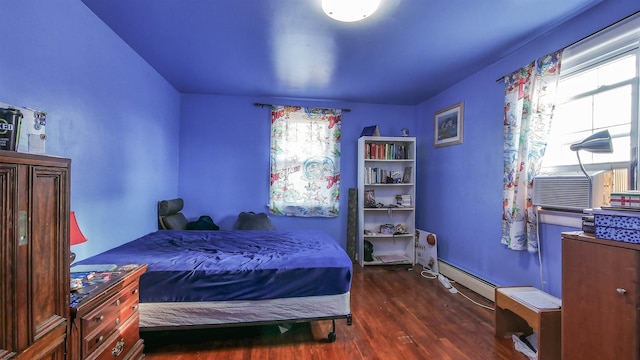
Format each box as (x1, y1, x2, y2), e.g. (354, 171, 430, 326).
(494, 286, 561, 360)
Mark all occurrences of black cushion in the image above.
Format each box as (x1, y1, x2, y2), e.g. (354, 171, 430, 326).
(161, 213, 189, 230)
(158, 198, 184, 216)
(158, 198, 188, 230)
(233, 212, 276, 230)
(186, 215, 219, 230)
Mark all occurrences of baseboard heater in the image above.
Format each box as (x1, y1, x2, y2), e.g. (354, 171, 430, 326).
(438, 260, 496, 302)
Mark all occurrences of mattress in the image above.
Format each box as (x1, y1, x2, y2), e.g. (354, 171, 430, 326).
(139, 292, 351, 329)
(74, 230, 353, 303)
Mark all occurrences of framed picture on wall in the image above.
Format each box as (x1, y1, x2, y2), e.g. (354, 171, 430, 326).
(434, 101, 464, 148)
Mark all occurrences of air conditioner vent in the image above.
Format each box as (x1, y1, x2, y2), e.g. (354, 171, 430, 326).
(533, 171, 611, 211)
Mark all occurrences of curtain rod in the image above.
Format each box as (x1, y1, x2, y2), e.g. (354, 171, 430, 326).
(495, 10, 640, 83)
(254, 102, 351, 112)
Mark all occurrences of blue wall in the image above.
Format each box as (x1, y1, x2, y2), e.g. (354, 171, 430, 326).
(0, 0, 181, 260)
(415, 0, 640, 297)
(178, 94, 415, 243)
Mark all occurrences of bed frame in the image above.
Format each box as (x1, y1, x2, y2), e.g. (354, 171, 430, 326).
(139, 294, 353, 342)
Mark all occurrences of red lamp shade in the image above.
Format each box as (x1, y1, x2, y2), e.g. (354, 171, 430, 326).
(70, 211, 88, 246)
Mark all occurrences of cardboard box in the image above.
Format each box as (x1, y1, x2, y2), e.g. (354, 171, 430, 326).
(610, 191, 640, 208)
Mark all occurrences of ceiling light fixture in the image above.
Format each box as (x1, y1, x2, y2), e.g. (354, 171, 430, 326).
(322, 0, 381, 22)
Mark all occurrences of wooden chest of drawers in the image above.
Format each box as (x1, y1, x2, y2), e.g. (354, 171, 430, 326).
(69, 264, 147, 360)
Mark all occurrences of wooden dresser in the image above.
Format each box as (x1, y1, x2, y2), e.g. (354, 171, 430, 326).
(562, 232, 639, 359)
(0, 151, 70, 359)
(68, 264, 147, 360)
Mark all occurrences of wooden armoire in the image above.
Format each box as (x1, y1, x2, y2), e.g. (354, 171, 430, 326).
(0, 150, 70, 359)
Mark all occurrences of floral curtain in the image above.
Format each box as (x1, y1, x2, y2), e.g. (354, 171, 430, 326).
(502, 50, 563, 252)
(269, 105, 341, 217)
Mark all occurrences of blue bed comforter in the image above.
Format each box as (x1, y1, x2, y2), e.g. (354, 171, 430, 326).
(74, 230, 353, 303)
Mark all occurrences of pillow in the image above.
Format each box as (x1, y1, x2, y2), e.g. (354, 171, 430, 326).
(233, 212, 276, 230)
(161, 213, 188, 230)
(158, 198, 188, 230)
(158, 198, 184, 216)
(186, 215, 220, 230)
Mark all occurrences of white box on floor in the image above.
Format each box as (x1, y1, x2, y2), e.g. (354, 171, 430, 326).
(415, 229, 438, 273)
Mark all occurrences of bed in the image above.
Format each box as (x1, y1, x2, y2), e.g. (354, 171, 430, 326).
(73, 229, 353, 341)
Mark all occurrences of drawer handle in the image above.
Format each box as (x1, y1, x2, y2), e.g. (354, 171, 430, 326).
(115, 317, 120, 325)
(617, 288, 627, 294)
(112, 338, 125, 357)
(96, 335, 104, 344)
(96, 315, 104, 322)
(116, 299, 121, 306)
(132, 305, 138, 311)
(132, 289, 138, 295)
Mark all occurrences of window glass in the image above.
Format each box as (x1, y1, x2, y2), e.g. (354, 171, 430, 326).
(541, 52, 637, 172)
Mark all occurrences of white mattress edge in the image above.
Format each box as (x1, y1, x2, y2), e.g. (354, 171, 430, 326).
(139, 292, 351, 328)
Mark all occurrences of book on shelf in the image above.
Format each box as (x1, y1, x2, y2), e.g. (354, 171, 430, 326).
(376, 254, 411, 264)
(360, 125, 380, 137)
(365, 189, 376, 207)
(396, 194, 411, 206)
(402, 166, 412, 183)
(364, 142, 409, 160)
(390, 170, 402, 183)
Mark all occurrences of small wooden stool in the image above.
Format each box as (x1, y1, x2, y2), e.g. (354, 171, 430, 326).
(494, 286, 561, 360)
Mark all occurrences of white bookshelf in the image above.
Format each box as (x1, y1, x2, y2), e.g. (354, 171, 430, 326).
(357, 136, 416, 266)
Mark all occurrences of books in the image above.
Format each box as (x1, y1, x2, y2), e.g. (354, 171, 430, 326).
(390, 170, 402, 183)
(396, 194, 411, 207)
(70, 264, 117, 273)
(365, 190, 376, 207)
(364, 143, 408, 160)
(376, 254, 412, 264)
(360, 125, 380, 137)
(402, 166, 412, 183)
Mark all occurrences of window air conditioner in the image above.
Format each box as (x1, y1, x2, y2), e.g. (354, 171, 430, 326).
(532, 171, 611, 211)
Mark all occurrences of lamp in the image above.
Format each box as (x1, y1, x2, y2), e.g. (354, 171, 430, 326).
(69, 211, 88, 264)
(570, 129, 614, 184)
(322, 0, 381, 22)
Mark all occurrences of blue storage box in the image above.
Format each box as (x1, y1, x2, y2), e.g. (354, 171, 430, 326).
(592, 208, 640, 244)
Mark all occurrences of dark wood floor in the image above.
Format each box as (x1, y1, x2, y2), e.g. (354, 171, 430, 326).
(141, 265, 526, 359)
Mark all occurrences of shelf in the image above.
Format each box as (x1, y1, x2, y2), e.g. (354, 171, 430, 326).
(364, 253, 413, 265)
(364, 183, 413, 186)
(364, 233, 412, 238)
(364, 207, 413, 211)
(364, 159, 414, 162)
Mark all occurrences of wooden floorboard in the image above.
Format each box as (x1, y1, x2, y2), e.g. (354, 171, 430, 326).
(142, 265, 526, 359)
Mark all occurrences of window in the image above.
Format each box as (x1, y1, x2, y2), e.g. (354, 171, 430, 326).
(540, 14, 640, 193)
(269, 105, 342, 217)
